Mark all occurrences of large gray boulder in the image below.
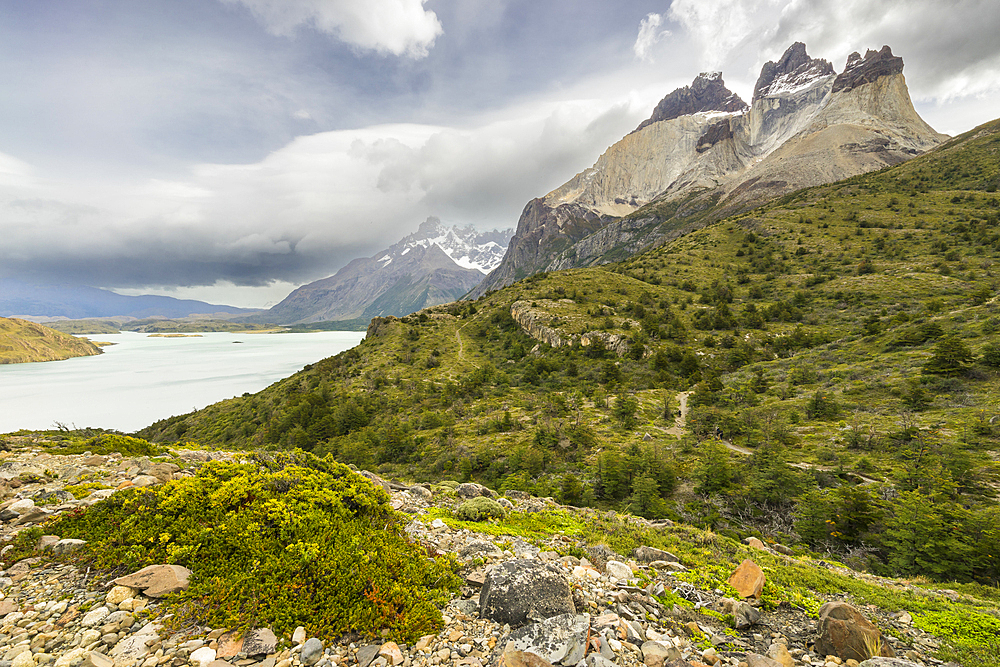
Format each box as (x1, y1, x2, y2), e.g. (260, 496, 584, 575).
(480, 559, 575, 627)
(500, 613, 589, 665)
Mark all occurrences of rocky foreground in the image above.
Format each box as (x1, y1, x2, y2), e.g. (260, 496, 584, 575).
(0, 448, 969, 667)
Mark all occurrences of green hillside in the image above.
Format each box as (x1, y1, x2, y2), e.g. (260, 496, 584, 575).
(0, 317, 103, 363)
(141, 119, 1000, 589)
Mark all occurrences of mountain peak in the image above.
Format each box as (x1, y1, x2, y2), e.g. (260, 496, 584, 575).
(634, 72, 748, 133)
(832, 45, 904, 93)
(753, 42, 835, 101)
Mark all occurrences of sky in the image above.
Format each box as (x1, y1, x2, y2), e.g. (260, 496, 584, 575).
(1, 0, 999, 308)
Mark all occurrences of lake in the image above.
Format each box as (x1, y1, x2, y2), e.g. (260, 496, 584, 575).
(0, 331, 365, 433)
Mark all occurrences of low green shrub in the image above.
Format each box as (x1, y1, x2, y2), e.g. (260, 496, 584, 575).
(46, 450, 459, 641)
(454, 497, 507, 521)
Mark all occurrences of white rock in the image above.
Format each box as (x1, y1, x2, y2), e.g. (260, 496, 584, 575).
(190, 647, 217, 667)
(292, 626, 307, 645)
(12, 651, 35, 667)
(605, 561, 633, 581)
(9, 499, 35, 514)
(81, 606, 111, 627)
(431, 519, 446, 529)
(83, 652, 115, 667)
(106, 586, 138, 605)
(54, 648, 89, 667)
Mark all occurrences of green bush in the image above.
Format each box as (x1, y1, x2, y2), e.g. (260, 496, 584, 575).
(454, 496, 507, 521)
(46, 450, 458, 641)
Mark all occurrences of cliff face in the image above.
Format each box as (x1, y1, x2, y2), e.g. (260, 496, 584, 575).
(470, 43, 947, 299)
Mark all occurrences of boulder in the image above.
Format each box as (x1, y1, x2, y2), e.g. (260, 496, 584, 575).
(82, 455, 107, 466)
(190, 647, 217, 667)
(765, 643, 794, 667)
(815, 601, 895, 662)
(744, 655, 783, 667)
(301, 638, 325, 666)
(456, 482, 495, 499)
(113, 564, 191, 597)
(633, 546, 680, 563)
(745, 537, 766, 550)
(500, 613, 589, 665)
(243, 628, 278, 657)
(501, 650, 554, 667)
(82, 652, 113, 667)
(480, 560, 575, 627)
(460, 541, 503, 559)
(605, 560, 633, 580)
(379, 642, 404, 666)
(728, 559, 765, 599)
(53, 538, 87, 555)
(641, 641, 682, 667)
(130, 475, 160, 488)
(106, 585, 138, 605)
(147, 463, 180, 482)
(858, 659, 922, 667)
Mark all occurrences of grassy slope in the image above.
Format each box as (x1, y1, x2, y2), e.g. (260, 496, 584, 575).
(138, 120, 1000, 604)
(0, 317, 103, 364)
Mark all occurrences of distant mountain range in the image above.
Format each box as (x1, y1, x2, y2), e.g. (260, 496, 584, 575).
(470, 43, 947, 297)
(0, 280, 258, 320)
(254, 218, 513, 325)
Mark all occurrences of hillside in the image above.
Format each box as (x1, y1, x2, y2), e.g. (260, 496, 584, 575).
(472, 43, 947, 298)
(0, 317, 103, 363)
(139, 116, 1000, 612)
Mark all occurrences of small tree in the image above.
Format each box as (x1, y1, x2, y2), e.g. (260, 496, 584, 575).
(613, 391, 639, 429)
(923, 335, 973, 376)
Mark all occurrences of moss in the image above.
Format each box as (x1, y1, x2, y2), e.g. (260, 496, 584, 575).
(454, 497, 507, 521)
(45, 450, 459, 642)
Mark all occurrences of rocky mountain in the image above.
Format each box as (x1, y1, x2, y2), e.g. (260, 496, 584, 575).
(0, 279, 257, 320)
(260, 218, 513, 324)
(0, 317, 103, 364)
(470, 43, 947, 297)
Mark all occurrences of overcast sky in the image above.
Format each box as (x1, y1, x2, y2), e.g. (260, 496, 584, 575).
(2, 0, 999, 307)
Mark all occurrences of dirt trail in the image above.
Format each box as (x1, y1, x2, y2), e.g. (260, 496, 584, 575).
(663, 391, 690, 438)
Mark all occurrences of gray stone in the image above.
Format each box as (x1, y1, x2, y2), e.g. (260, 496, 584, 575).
(858, 660, 923, 667)
(604, 561, 632, 580)
(301, 639, 325, 667)
(745, 655, 783, 667)
(479, 559, 575, 627)
(501, 613, 589, 665)
(584, 656, 616, 667)
(452, 599, 479, 616)
(354, 645, 380, 667)
(53, 539, 87, 555)
(408, 485, 432, 500)
(113, 564, 191, 597)
(640, 641, 680, 667)
(242, 628, 278, 657)
(815, 601, 895, 662)
(455, 482, 495, 499)
(632, 546, 679, 564)
(733, 601, 761, 629)
(460, 541, 503, 559)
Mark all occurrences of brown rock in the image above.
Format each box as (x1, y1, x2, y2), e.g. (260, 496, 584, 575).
(814, 601, 895, 662)
(378, 642, 404, 666)
(500, 650, 553, 667)
(728, 559, 765, 599)
(0, 598, 18, 615)
(765, 644, 794, 667)
(745, 537, 766, 550)
(82, 456, 107, 466)
(113, 564, 191, 597)
(745, 655, 782, 667)
(216, 632, 243, 658)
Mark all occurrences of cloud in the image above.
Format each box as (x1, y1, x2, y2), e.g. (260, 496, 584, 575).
(222, 0, 443, 58)
(666, 0, 1000, 102)
(633, 13, 671, 62)
(0, 95, 648, 293)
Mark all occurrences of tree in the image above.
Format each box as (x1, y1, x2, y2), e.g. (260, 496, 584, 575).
(923, 335, 973, 376)
(613, 391, 639, 429)
(695, 440, 733, 495)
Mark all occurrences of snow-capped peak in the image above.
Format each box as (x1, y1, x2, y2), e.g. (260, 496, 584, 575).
(385, 217, 513, 274)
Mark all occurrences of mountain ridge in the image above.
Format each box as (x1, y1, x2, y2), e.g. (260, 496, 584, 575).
(470, 43, 947, 298)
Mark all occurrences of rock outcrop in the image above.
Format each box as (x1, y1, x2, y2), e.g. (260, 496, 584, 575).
(470, 42, 947, 299)
(479, 559, 576, 627)
(814, 601, 896, 662)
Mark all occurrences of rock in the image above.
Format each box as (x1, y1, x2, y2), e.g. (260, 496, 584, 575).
(501, 613, 589, 665)
(16, 507, 51, 525)
(147, 463, 180, 482)
(130, 475, 160, 488)
(604, 561, 633, 580)
(0, 508, 19, 522)
(292, 626, 307, 645)
(633, 547, 679, 564)
(53, 538, 87, 554)
(82, 455, 108, 466)
(354, 646, 380, 667)
(106, 586, 138, 605)
(81, 606, 111, 626)
(480, 559, 575, 627)
(0, 598, 17, 615)
(301, 639, 325, 666)
(38, 535, 61, 550)
(11, 652, 34, 667)
(857, 660, 922, 667)
(110, 621, 160, 663)
(378, 642, 404, 666)
(243, 628, 278, 656)
(773, 544, 794, 556)
(82, 653, 113, 667)
(744, 655, 783, 667)
(54, 649, 89, 667)
(408, 485, 432, 500)
(500, 650, 554, 667)
(745, 537, 766, 550)
(815, 602, 895, 662)
(765, 643, 794, 667)
(190, 647, 217, 667)
(9, 498, 35, 513)
(113, 564, 191, 597)
(728, 559, 765, 599)
(585, 656, 617, 667)
(455, 483, 495, 499)
(460, 541, 503, 559)
(640, 641, 681, 667)
(216, 632, 243, 659)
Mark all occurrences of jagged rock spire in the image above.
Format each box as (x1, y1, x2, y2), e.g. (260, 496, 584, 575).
(833, 45, 905, 93)
(634, 72, 747, 133)
(753, 42, 835, 101)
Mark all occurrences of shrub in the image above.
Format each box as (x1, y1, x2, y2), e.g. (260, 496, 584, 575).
(44, 450, 458, 642)
(454, 496, 507, 521)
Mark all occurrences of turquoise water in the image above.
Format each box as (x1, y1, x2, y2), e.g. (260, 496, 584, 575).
(0, 331, 364, 433)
